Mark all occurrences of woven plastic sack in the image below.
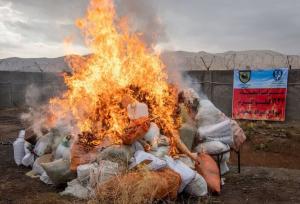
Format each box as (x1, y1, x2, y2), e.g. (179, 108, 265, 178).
(164, 156, 196, 193)
(231, 120, 246, 151)
(127, 102, 149, 120)
(143, 122, 160, 150)
(70, 142, 97, 171)
(34, 132, 53, 156)
(41, 158, 76, 185)
(60, 179, 89, 199)
(122, 117, 150, 145)
(129, 150, 167, 170)
(13, 130, 26, 166)
(89, 160, 120, 189)
(32, 154, 53, 175)
(195, 153, 220, 193)
(21, 141, 35, 167)
(184, 172, 208, 197)
(198, 119, 233, 146)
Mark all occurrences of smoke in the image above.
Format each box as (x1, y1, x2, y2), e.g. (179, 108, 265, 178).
(20, 84, 74, 138)
(161, 52, 207, 99)
(115, 0, 168, 46)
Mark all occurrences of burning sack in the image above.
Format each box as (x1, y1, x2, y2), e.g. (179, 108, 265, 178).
(70, 142, 98, 172)
(96, 145, 133, 166)
(122, 117, 150, 145)
(195, 153, 220, 193)
(95, 168, 181, 203)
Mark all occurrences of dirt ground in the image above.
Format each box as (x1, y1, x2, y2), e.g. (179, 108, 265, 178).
(0, 108, 300, 204)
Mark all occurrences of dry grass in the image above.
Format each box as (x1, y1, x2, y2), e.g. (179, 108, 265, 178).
(91, 167, 181, 204)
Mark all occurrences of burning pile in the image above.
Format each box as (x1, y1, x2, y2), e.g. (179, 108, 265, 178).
(47, 0, 180, 150)
(12, 0, 247, 202)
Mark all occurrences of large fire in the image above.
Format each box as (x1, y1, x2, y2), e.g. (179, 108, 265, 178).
(47, 0, 180, 151)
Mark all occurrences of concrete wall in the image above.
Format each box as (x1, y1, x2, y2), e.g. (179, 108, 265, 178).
(0, 71, 66, 107)
(0, 70, 299, 121)
(184, 70, 300, 121)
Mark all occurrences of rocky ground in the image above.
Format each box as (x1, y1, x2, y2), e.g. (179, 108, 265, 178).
(0, 108, 300, 204)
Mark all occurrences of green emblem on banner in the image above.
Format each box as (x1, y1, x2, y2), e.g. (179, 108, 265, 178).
(239, 70, 251, 84)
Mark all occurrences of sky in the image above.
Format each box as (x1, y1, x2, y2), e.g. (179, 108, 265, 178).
(0, 0, 300, 58)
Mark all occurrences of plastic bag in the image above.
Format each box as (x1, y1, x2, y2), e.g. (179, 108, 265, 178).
(129, 150, 167, 170)
(198, 119, 233, 146)
(184, 173, 208, 197)
(13, 130, 25, 166)
(164, 156, 196, 193)
(195, 153, 220, 193)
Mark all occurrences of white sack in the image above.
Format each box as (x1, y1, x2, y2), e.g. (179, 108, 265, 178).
(184, 173, 208, 197)
(40, 172, 54, 185)
(149, 146, 169, 158)
(132, 141, 144, 152)
(55, 140, 70, 160)
(41, 158, 76, 185)
(60, 179, 89, 199)
(21, 141, 34, 167)
(129, 150, 167, 170)
(198, 120, 233, 146)
(32, 154, 53, 175)
(77, 163, 98, 183)
(89, 160, 120, 189)
(164, 156, 196, 193)
(178, 155, 195, 170)
(13, 130, 25, 166)
(143, 122, 160, 150)
(194, 141, 230, 154)
(196, 99, 226, 127)
(34, 132, 53, 156)
(127, 102, 149, 120)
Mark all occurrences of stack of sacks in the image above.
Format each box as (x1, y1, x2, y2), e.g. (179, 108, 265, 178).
(13, 101, 209, 201)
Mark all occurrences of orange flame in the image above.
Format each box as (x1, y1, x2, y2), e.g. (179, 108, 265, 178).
(47, 0, 180, 150)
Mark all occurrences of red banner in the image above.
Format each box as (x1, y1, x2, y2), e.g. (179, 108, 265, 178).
(232, 88, 287, 121)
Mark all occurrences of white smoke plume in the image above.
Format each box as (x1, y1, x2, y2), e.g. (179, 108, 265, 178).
(116, 0, 168, 46)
